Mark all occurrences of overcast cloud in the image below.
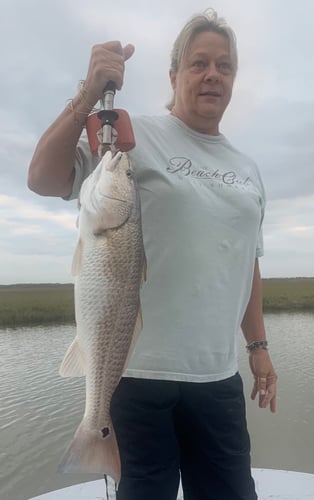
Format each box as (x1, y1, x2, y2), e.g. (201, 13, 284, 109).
(0, 0, 313, 283)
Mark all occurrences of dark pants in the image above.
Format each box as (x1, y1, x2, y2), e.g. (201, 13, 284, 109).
(110, 373, 257, 500)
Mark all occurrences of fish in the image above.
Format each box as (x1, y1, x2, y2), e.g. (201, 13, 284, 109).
(58, 150, 146, 484)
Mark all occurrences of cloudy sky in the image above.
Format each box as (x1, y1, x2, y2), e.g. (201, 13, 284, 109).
(1, 0, 313, 284)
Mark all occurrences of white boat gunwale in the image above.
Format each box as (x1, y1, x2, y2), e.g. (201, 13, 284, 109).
(29, 468, 314, 499)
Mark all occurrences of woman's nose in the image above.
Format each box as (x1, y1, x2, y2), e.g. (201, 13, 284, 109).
(204, 62, 221, 82)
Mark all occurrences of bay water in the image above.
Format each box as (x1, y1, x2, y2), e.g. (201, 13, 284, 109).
(0, 313, 313, 500)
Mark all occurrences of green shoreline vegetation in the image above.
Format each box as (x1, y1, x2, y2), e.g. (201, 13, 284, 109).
(0, 278, 313, 328)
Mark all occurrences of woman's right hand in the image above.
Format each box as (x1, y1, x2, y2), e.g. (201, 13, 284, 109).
(83, 41, 135, 106)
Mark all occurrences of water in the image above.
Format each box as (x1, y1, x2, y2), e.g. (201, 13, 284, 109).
(0, 314, 314, 500)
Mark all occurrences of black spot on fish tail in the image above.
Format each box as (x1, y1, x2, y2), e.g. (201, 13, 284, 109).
(101, 427, 110, 438)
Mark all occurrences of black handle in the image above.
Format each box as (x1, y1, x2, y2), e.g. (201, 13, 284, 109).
(104, 80, 116, 94)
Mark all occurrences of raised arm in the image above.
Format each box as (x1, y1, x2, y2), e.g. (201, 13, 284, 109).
(27, 42, 135, 198)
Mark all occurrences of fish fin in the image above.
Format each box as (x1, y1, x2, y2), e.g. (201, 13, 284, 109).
(141, 254, 147, 285)
(123, 303, 143, 372)
(59, 337, 86, 377)
(71, 238, 83, 276)
(135, 303, 143, 334)
(58, 421, 121, 484)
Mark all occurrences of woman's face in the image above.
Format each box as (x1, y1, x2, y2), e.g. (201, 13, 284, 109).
(170, 30, 235, 135)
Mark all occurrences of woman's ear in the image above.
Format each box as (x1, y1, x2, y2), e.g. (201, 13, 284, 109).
(169, 69, 177, 90)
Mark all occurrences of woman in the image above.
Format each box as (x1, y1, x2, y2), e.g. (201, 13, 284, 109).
(28, 9, 277, 500)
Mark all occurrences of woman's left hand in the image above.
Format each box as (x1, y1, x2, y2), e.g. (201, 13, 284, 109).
(249, 349, 277, 413)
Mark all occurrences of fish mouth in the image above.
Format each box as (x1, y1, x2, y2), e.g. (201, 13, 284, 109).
(112, 150, 122, 158)
(106, 151, 123, 172)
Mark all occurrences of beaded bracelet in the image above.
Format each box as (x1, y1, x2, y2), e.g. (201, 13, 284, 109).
(246, 340, 268, 353)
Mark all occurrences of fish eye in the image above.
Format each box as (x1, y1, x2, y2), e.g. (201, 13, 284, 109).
(126, 169, 133, 178)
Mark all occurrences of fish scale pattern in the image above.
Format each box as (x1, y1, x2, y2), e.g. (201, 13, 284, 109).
(75, 204, 145, 433)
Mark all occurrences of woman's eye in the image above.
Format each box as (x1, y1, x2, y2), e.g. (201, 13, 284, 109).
(218, 62, 233, 73)
(193, 60, 206, 69)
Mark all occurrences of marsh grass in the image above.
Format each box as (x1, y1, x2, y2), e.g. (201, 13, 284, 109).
(0, 279, 313, 327)
(262, 278, 314, 312)
(0, 284, 74, 327)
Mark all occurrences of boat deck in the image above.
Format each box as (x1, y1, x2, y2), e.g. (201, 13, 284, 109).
(30, 468, 314, 499)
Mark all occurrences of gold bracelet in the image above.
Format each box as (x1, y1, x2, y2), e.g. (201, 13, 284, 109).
(65, 81, 97, 125)
(77, 85, 96, 112)
(65, 100, 87, 126)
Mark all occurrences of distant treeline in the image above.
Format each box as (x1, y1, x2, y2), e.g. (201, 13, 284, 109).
(0, 278, 313, 328)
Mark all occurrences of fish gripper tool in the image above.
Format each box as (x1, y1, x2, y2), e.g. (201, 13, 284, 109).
(97, 81, 119, 146)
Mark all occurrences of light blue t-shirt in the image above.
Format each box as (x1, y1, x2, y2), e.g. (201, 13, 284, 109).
(71, 114, 265, 382)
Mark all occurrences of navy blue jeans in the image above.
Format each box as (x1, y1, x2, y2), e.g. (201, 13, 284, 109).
(110, 373, 257, 500)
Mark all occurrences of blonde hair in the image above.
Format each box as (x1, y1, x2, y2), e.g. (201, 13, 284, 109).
(167, 8, 238, 110)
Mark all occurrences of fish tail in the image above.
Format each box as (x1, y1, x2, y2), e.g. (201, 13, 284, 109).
(58, 421, 121, 484)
